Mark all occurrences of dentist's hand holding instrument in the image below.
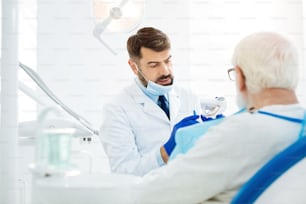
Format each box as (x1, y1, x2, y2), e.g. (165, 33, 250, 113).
(161, 109, 226, 163)
(162, 112, 200, 158)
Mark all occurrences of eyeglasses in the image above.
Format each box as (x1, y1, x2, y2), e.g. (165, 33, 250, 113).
(227, 68, 236, 81)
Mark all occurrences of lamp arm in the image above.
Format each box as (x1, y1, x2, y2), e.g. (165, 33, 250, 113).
(18, 62, 99, 136)
(18, 81, 49, 106)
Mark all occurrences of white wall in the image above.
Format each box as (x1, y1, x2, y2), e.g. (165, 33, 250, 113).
(36, 0, 192, 128)
(36, 0, 305, 127)
(189, 0, 305, 114)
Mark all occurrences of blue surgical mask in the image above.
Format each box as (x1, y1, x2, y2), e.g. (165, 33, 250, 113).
(135, 63, 173, 96)
(146, 80, 173, 96)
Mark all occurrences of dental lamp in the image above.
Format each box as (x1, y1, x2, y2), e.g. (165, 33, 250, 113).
(92, 0, 145, 54)
(18, 62, 99, 137)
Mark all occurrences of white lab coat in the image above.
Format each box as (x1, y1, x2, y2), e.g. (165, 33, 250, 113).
(131, 104, 305, 204)
(100, 80, 202, 176)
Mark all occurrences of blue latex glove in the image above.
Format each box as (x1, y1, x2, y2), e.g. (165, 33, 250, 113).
(200, 114, 225, 122)
(170, 116, 226, 161)
(163, 114, 200, 155)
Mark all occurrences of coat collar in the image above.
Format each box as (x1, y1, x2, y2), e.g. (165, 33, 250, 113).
(128, 81, 180, 122)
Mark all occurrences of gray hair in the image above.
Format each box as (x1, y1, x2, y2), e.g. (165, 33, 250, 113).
(232, 32, 299, 93)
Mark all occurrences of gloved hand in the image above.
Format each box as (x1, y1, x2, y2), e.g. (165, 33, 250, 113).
(200, 114, 225, 122)
(163, 114, 200, 156)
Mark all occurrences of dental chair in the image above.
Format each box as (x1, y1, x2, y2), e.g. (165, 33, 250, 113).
(231, 135, 306, 204)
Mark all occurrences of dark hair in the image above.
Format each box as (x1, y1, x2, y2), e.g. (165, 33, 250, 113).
(127, 27, 171, 59)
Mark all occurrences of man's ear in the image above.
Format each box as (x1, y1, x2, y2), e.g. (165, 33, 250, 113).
(236, 66, 246, 91)
(128, 59, 138, 75)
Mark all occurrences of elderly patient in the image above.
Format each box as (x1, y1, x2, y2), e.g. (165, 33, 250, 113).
(129, 32, 305, 204)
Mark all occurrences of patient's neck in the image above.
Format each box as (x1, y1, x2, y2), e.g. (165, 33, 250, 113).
(248, 88, 299, 110)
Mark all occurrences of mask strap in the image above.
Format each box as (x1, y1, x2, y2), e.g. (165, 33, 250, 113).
(134, 63, 149, 82)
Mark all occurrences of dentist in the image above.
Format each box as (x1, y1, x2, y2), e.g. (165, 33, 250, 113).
(100, 27, 202, 176)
